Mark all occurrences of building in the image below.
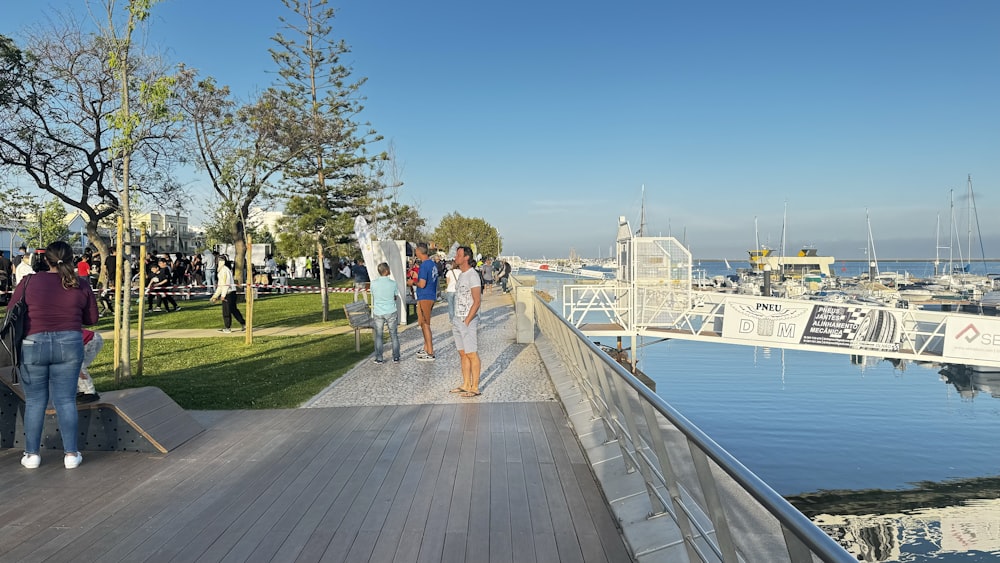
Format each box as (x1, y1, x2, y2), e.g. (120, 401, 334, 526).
(136, 211, 202, 255)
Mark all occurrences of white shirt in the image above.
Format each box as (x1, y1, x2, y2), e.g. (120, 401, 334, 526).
(14, 260, 33, 286)
(445, 267, 459, 294)
(454, 267, 481, 319)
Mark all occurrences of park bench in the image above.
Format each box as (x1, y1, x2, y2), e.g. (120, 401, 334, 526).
(344, 300, 373, 352)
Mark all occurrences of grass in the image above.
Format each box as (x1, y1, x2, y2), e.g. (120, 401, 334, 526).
(89, 283, 375, 409)
(89, 334, 371, 409)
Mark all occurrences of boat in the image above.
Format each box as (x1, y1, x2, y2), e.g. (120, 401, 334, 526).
(748, 246, 835, 278)
(898, 288, 934, 302)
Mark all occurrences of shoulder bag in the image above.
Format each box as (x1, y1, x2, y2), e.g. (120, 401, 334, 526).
(0, 274, 33, 383)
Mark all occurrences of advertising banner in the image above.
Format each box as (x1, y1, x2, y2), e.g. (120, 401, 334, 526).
(800, 303, 901, 352)
(721, 296, 814, 345)
(943, 317, 1000, 363)
(722, 296, 903, 353)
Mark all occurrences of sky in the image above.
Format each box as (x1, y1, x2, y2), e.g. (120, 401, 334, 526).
(4, 1, 999, 261)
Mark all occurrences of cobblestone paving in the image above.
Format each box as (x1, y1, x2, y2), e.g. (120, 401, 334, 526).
(304, 291, 557, 407)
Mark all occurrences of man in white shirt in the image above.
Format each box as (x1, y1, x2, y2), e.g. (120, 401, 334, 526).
(14, 250, 35, 286)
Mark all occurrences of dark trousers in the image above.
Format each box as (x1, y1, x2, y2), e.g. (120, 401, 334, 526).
(222, 291, 245, 329)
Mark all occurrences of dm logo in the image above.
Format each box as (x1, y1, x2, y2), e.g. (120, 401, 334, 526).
(955, 323, 980, 343)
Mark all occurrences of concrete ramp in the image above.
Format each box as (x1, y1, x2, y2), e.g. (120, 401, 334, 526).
(0, 355, 203, 454)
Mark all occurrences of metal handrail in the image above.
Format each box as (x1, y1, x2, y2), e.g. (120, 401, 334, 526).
(529, 290, 854, 562)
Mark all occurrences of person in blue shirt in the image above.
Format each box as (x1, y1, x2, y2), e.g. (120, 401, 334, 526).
(370, 262, 401, 364)
(407, 243, 439, 361)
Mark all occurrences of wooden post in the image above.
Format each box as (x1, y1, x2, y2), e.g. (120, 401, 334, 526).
(113, 216, 124, 375)
(245, 234, 253, 345)
(136, 226, 147, 376)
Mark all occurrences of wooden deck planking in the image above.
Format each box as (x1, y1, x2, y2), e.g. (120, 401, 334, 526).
(242, 407, 393, 563)
(0, 402, 632, 563)
(540, 401, 633, 563)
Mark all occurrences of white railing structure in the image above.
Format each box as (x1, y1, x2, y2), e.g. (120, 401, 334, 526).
(530, 288, 856, 562)
(563, 216, 1000, 370)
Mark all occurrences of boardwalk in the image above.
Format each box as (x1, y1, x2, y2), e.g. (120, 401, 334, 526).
(0, 291, 633, 563)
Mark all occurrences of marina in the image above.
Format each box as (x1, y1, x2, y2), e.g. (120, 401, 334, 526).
(527, 216, 1000, 562)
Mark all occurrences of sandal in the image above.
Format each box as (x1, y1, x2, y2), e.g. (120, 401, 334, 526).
(460, 391, 481, 398)
(449, 387, 467, 394)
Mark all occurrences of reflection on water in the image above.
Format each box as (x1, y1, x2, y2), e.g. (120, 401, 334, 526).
(939, 364, 1000, 400)
(526, 270, 1000, 563)
(797, 491, 1000, 562)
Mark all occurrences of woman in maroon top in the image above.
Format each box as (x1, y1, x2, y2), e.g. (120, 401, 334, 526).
(8, 241, 98, 469)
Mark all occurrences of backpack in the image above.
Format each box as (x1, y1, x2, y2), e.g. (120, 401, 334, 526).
(0, 275, 33, 383)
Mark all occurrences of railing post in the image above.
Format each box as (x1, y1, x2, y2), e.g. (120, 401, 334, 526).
(609, 372, 667, 514)
(640, 400, 708, 563)
(687, 446, 739, 561)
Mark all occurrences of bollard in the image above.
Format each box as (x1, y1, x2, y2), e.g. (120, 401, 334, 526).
(515, 286, 535, 344)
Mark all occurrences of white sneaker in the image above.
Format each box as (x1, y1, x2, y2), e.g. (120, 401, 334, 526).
(64, 452, 83, 469)
(21, 453, 40, 469)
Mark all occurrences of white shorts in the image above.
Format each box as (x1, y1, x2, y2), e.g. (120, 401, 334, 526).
(451, 316, 479, 354)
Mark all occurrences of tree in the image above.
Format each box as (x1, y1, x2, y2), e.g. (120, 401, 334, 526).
(23, 199, 76, 249)
(177, 72, 304, 283)
(270, 0, 384, 320)
(101, 0, 175, 382)
(382, 201, 427, 243)
(0, 21, 180, 289)
(432, 212, 502, 258)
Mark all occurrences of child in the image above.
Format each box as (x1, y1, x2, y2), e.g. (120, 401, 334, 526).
(78, 329, 103, 403)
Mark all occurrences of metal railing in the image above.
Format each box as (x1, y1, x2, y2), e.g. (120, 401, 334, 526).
(527, 288, 854, 562)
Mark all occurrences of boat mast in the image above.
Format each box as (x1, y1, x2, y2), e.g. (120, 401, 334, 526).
(934, 213, 941, 277)
(969, 174, 988, 273)
(967, 174, 973, 272)
(948, 189, 955, 281)
(638, 184, 647, 237)
(779, 201, 787, 278)
(754, 216, 761, 270)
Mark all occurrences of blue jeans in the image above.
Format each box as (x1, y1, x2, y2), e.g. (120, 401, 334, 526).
(205, 268, 217, 292)
(20, 331, 84, 454)
(445, 292, 456, 321)
(372, 311, 400, 361)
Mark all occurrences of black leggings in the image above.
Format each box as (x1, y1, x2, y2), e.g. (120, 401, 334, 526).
(222, 292, 245, 329)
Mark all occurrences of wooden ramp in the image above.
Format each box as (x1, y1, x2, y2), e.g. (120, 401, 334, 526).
(0, 366, 203, 454)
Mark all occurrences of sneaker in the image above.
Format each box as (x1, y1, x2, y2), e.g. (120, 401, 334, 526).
(373, 359, 384, 364)
(64, 452, 83, 469)
(392, 358, 400, 363)
(416, 352, 435, 362)
(153, 307, 162, 312)
(77, 393, 100, 404)
(21, 453, 40, 469)
(174, 307, 182, 312)
(218, 328, 232, 334)
(236, 326, 246, 332)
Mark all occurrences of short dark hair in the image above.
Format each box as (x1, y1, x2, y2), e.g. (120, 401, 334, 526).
(457, 246, 473, 260)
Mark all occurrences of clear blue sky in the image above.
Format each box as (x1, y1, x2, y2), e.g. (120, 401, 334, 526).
(6, 1, 999, 260)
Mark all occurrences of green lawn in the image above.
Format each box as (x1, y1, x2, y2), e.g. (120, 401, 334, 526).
(89, 285, 374, 409)
(90, 334, 371, 409)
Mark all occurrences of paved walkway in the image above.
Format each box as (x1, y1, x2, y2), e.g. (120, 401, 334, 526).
(306, 290, 558, 406)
